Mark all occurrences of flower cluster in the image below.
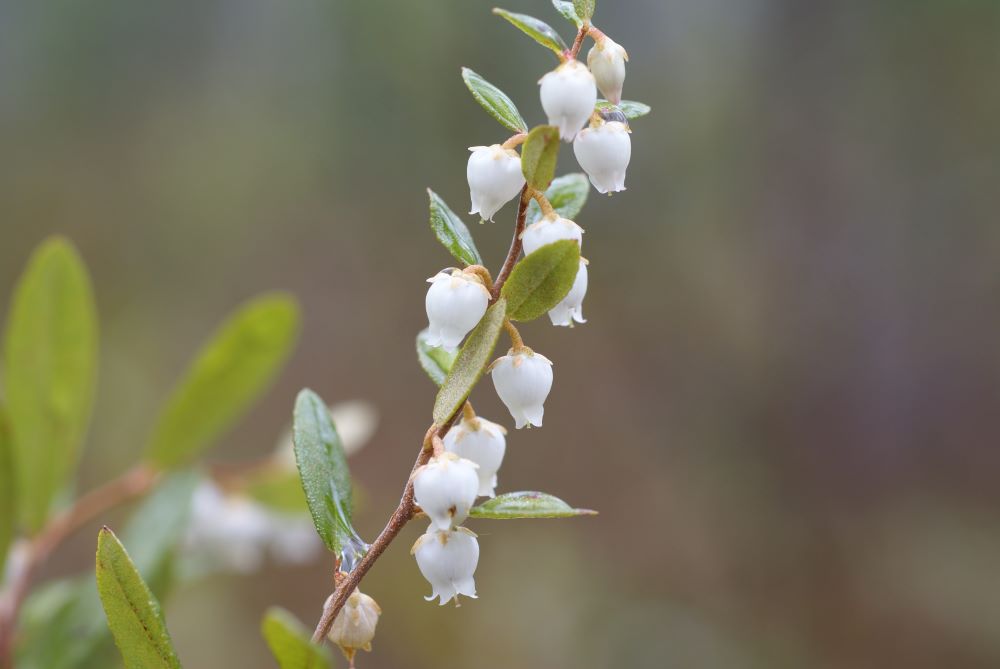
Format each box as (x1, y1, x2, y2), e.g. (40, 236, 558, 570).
(414, 14, 636, 607)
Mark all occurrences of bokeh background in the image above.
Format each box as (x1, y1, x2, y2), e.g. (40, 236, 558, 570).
(3, 0, 1000, 667)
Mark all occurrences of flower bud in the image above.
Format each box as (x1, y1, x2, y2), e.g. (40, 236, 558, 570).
(327, 589, 381, 664)
(587, 35, 628, 105)
(443, 416, 507, 497)
(490, 349, 553, 429)
(573, 121, 631, 194)
(413, 452, 480, 531)
(424, 268, 490, 351)
(411, 526, 480, 605)
(549, 259, 588, 327)
(539, 60, 598, 142)
(521, 215, 584, 256)
(467, 144, 526, 221)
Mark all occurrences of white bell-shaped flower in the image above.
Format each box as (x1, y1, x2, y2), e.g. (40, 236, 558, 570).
(521, 215, 584, 256)
(549, 259, 588, 327)
(443, 416, 507, 497)
(467, 144, 526, 221)
(411, 526, 480, 605)
(412, 452, 480, 531)
(327, 589, 381, 663)
(573, 121, 631, 194)
(424, 269, 490, 351)
(490, 349, 554, 429)
(587, 35, 628, 105)
(539, 60, 598, 142)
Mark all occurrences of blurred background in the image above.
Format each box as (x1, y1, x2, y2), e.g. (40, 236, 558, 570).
(2, 0, 1000, 667)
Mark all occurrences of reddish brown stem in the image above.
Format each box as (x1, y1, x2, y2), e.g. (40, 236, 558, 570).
(0, 465, 157, 668)
(568, 25, 590, 60)
(311, 182, 533, 644)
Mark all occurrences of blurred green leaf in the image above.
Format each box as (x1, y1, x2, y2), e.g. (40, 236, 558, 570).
(525, 173, 590, 225)
(573, 0, 596, 22)
(3, 236, 98, 531)
(427, 189, 482, 266)
(461, 68, 528, 133)
(501, 240, 581, 321)
(521, 125, 561, 191)
(417, 328, 457, 387)
(433, 299, 507, 425)
(243, 468, 308, 514)
(493, 8, 568, 56)
(262, 607, 333, 669)
(596, 99, 651, 119)
(96, 528, 182, 669)
(293, 389, 360, 558)
(0, 410, 13, 576)
(470, 491, 596, 519)
(552, 1, 583, 27)
(17, 475, 196, 669)
(145, 293, 300, 469)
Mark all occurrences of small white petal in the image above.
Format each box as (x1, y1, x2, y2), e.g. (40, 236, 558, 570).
(521, 216, 584, 256)
(412, 527, 480, 605)
(425, 270, 490, 352)
(573, 122, 631, 194)
(587, 36, 628, 105)
(490, 351, 554, 429)
(444, 416, 507, 497)
(467, 145, 526, 221)
(548, 259, 588, 327)
(413, 453, 480, 531)
(539, 60, 598, 142)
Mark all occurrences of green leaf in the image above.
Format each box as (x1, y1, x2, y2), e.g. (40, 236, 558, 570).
(470, 491, 596, 519)
(0, 410, 14, 576)
(501, 240, 581, 321)
(573, 0, 596, 22)
(552, 1, 583, 27)
(520, 125, 561, 191)
(146, 293, 300, 469)
(293, 389, 364, 563)
(3, 236, 98, 530)
(492, 8, 568, 56)
(596, 99, 652, 119)
(432, 299, 507, 424)
(17, 475, 196, 669)
(525, 173, 590, 225)
(427, 189, 482, 266)
(417, 328, 457, 387)
(262, 607, 333, 669)
(461, 67, 528, 133)
(96, 528, 182, 669)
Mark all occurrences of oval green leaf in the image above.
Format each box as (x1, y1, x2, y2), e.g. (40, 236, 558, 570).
(461, 67, 528, 133)
(96, 528, 182, 669)
(552, 1, 583, 27)
(521, 125, 561, 191)
(262, 607, 333, 669)
(432, 299, 507, 424)
(293, 389, 365, 563)
(596, 99, 651, 120)
(427, 189, 482, 266)
(492, 8, 568, 56)
(145, 293, 300, 469)
(573, 0, 596, 22)
(470, 491, 597, 519)
(3, 236, 98, 530)
(525, 173, 590, 225)
(417, 328, 457, 386)
(501, 240, 581, 321)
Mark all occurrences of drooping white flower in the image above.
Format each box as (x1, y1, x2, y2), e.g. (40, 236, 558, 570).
(539, 60, 598, 142)
(573, 121, 631, 194)
(467, 144, 526, 221)
(412, 452, 480, 531)
(443, 416, 507, 497)
(587, 35, 628, 105)
(327, 589, 381, 664)
(549, 259, 588, 327)
(490, 349, 554, 429)
(521, 215, 584, 256)
(424, 269, 490, 351)
(411, 526, 480, 605)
